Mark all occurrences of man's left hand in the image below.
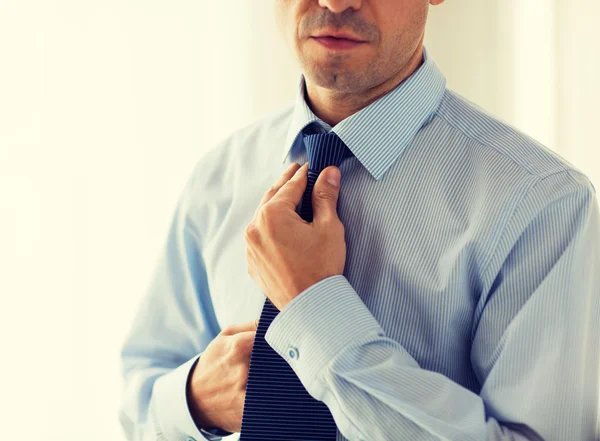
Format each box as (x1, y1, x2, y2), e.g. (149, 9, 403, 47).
(244, 162, 346, 311)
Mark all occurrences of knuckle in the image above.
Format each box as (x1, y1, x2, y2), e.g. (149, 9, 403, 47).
(258, 204, 278, 231)
(314, 188, 334, 201)
(230, 336, 246, 353)
(322, 213, 343, 229)
(261, 202, 277, 217)
(244, 223, 258, 243)
(256, 206, 268, 225)
(221, 325, 236, 336)
(325, 219, 345, 240)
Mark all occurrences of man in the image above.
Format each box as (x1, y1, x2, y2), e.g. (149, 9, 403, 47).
(119, 0, 600, 440)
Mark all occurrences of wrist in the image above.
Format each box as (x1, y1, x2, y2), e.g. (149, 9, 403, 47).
(186, 371, 233, 440)
(186, 360, 214, 430)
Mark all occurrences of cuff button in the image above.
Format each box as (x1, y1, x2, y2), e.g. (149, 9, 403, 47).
(287, 345, 299, 360)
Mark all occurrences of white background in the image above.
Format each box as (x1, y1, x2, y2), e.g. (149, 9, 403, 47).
(1, 1, 598, 440)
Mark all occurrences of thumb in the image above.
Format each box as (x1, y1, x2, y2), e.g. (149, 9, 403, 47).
(312, 166, 341, 222)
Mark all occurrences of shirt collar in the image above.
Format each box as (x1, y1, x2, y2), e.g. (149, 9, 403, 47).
(282, 46, 447, 181)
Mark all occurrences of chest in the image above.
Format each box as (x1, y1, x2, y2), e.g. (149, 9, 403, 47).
(203, 157, 484, 377)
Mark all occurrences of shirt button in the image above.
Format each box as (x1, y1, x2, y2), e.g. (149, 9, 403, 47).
(287, 345, 299, 360)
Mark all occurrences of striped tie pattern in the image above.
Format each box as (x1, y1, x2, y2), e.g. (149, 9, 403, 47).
(239, 126, 354, 441)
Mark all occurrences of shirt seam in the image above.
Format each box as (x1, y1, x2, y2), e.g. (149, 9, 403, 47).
(433, 105, 578, 279)
(479, 168, 583, 281)
(567, 168, 597, 194)
(433, 105, 566, 179)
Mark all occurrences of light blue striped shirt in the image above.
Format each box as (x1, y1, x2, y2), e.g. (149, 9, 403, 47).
(119, 47, 600, 441)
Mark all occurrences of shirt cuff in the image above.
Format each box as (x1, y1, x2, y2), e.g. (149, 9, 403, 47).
(152, 354, 215, 441)
(264, 275, 385, 399)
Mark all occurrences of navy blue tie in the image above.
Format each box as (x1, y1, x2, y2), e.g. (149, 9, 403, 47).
(239, 127, 353, 441)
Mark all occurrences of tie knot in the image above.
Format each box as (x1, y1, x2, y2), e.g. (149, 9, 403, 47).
(302, 129, 353, 173)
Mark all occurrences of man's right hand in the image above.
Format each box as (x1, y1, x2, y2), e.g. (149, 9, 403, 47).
(187, 319, 259, 434)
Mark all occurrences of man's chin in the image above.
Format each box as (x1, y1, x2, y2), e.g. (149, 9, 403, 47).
(303, 67, 367, 93)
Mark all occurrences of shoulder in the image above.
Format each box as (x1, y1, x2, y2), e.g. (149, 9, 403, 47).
(435, 89, 590, 184)
(433, 90, 597, 274)
(188, 100, 295, 192)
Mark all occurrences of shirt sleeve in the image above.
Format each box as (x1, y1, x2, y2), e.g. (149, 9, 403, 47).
(265, 169, 600, 441)
(118, 160, 224, 441)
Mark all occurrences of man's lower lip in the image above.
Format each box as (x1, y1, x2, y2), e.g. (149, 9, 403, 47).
(311, 36, 366, 50)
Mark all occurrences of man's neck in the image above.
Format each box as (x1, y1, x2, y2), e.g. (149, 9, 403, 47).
(304, 43, 425, 127)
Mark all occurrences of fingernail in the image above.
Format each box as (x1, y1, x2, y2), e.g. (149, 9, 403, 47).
(326, 168, 340, 187)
